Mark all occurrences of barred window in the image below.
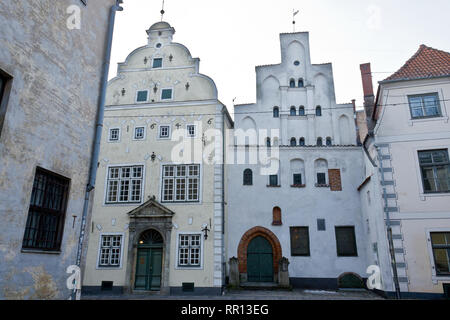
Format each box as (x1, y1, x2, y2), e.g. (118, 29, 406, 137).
(419, 149, 450, 193)
(99, 235, 122, 267)
(106, 166, 143, 203)
(22, 168, 70, 251)
(162, 164, 200, 203)
(178, 234, 201, 267)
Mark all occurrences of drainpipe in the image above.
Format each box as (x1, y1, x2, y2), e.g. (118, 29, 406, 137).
(73, 0, 124, 299)
(375, 145, 401, 299)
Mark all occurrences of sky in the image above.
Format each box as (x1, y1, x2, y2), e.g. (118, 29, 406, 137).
(109, 0, 450, 113)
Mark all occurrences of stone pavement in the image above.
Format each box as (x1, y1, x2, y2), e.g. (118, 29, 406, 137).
(81, 289, 385, 300)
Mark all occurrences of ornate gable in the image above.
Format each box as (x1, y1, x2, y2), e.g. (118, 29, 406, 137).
(127, 197, 175, 218)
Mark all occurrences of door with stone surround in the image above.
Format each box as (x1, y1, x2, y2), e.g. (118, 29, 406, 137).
(247, 236, 273, 282)
(134, 230, 163, 291)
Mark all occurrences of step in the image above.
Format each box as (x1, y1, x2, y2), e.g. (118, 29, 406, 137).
(238, 282, 292, 290)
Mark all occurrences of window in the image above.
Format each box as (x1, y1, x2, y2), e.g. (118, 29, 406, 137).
(290, 227, 310, 256)
(317, 173, 326, 185)
(98, 235, 123, 268)
(316, 106, 322, 116)
(22, 168, 70, 251)
(134, 127, 145, 140)
(272, 207, 282, 225)
(273, 107, 279, 118)
(298, 79, 304, 88)
(290, 107, 296, 116)
(106, 166, 143, 203)
(289, 79, 296, 88)
(136, 90, 148, 102)
(293, 173, 302, 185)
(243, 169, 253, 185)
(408, 93, 441, 119)
(299, 106, 305, 116)
(0, 70, 11, 137)
(178, 234, 201, 267)
(186, 124, 196, 138)
(159, 125, 171, 139)
(326, 137, 332, 146)
(317, 137, 323, 146)
(430, 232, 450, 276)
(162, 164, 200, 202)
(161, 88, 173, 100)
(109, 128, 120, 142)
(419, 150, 450, 193)
(269, 175, 278, 186)
(290, 138, 297, 146)
(266, 138, 271, 148)
(335, 226, 358, 256)
(152, 58, 163, 68)
(299, 137, 305, 146)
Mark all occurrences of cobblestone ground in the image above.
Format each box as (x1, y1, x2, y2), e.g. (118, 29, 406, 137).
(81, 289, 385, 300)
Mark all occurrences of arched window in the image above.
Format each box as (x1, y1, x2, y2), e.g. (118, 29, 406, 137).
(272, 207, 282, 225)
(289, 79, 296, 88)
(299, 106, 305, 116)
(298, 79, 304, 88)
(266, 137, 271, 147)
(273, 106, 279, 118)
(316, 106, 322, 116)
(243, 169, 253, 185)
(317, 137, 323, 146)
(326, 137, 332, 146)
(290, 138, 297, 146)
(290, 106, 296, 116)
(299, 137, 305, 146)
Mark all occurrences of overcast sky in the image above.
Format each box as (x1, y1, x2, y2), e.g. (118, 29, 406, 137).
(109, 0, 450, 112)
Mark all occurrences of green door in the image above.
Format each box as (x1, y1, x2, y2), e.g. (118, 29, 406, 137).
(135, 248, 162, 291)
(247, 236, 273, 282)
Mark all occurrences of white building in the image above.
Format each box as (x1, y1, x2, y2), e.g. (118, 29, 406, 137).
(226, 31, 369, 289)
(82, 21, 232, 296)
(358, 45, 450, 299)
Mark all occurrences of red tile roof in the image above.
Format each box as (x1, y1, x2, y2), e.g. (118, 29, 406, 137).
(383, 45, 450, 82)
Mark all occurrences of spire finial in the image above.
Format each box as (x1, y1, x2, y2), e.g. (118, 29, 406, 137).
(160, 0, 165, 21)
(292, 9, 299, 32)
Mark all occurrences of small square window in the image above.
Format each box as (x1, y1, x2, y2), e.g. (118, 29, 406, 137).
(161, 89, 173, 100)
(269, 175, 278, 186)
(159, 126, 170, 139)
(134, 127, 145, 140)
(109, 128, 120, 142)
(152, 58, 163, 68)
(136, 90, 148, 102)
(187, 125, 196, 137)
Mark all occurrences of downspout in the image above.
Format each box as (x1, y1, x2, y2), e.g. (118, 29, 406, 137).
(73, 0, 124, 298)
(375, 145, 401, 299)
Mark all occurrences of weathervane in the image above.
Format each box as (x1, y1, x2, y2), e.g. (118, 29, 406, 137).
(160, 0, 165, 21)
(292, 9, 299, 32)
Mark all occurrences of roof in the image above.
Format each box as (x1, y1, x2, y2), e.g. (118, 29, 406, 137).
(149, 21, 172, 30)
(382, 45, 450, 83)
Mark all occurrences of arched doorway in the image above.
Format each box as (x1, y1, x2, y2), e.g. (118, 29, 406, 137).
(134, 229, 164, 291)
(247, 236, 273, 282)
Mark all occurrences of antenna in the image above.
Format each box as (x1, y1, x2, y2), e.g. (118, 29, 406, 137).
(160, 0, 165, 21)
(292, 9, 299, 32)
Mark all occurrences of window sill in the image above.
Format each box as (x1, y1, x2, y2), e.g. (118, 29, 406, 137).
(291, 184, 306, 188)
(315, 184, 330, 188)
(408, 116, 448, 126)
(21, 249, 61, 255)
(420, 192, 450, 200)
(272, 221, 282, 226)
(266, 185, 281, 188)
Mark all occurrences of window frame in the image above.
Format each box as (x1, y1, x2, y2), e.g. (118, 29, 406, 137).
(430, 232, 450, 276)
(290, 227, 310, 256)
(133, 126, 146, 141)
(290, 137, 297, 146)
(176, 232, 204, 269)
(418, 149, 450, 194)
(243, 169, 253, 186)
(299, 106, 305, 116)
(408, 93, 442, 119)
(273, 107, 279, 118)
(161, 164, 201, 203)
(104, 165, 144, 205)
(158, 125, 171, 140)
(316, 106, 322, 116)
(335, 226, 358, 257)
(21, 167, 70, 252)
(161, 88, 173, 101)
(269, 174, 279, 187)
(186, 124, 197, 138)
(299, 138, 305, 146)
(108, 128, 121, 142)
(96, 233, 125, 269)
(135, 90, 149, 103)
(152, 57, 163, 69)
(290, 106, 296, 116)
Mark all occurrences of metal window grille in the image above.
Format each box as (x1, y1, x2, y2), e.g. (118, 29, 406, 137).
(22, 168, 70, 251)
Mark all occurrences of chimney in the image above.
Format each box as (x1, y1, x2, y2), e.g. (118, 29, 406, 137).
(360, 63, 375, 119)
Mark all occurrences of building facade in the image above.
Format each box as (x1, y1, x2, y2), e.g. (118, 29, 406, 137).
(82, 21, 232, 296)
(226, 32, 370, 289)
(0, 0, 116, 299)
(358, 46, 450, 298)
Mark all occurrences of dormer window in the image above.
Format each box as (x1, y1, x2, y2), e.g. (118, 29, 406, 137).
(289, 79, 296, 88)
(152, 58, 163, 68)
